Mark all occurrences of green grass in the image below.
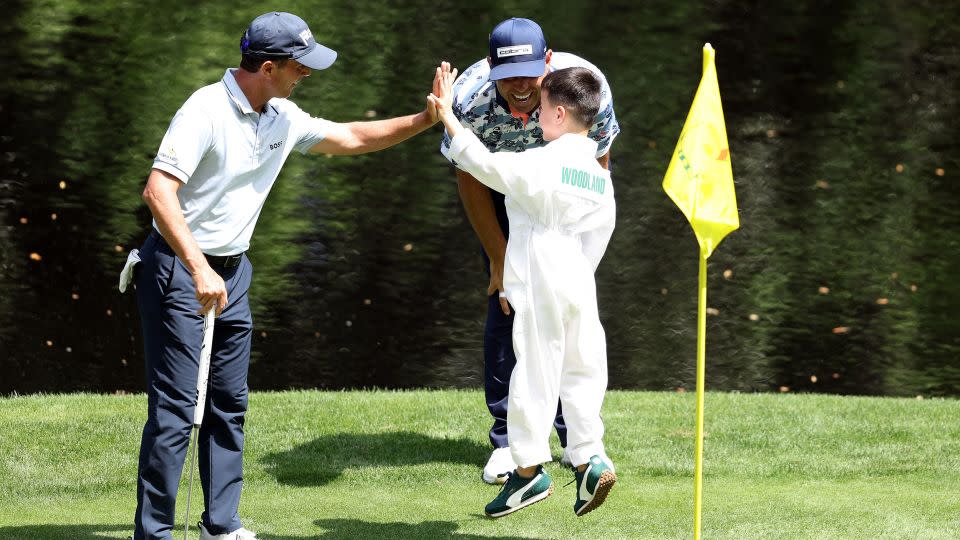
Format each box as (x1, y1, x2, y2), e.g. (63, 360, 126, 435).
(1, 391, 958, 539)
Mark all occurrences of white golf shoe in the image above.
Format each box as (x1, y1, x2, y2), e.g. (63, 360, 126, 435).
(482, 446, 516, 484)
(199, 521, 258, 540)
(562, 449, 616, 473)
(598, 451, 615, 473)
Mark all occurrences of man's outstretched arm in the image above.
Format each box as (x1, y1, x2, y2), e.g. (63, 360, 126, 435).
(310, 111, 436, 155)
(310, 66, 442, 155)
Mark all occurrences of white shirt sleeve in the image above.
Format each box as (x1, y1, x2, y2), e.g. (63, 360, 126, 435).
(152, 107, 214, 183)
(289, 103, 333, 154)
(447, 131, 541, 199)
(589, 100, 619, 159)
(439, 115, 474, 165)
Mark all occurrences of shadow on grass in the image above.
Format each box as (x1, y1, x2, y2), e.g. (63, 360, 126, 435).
(0, 521, 545, 540)
(262, 431, 490, 486)
(0, 524, 129, 539)
(255, 518, 545, 539)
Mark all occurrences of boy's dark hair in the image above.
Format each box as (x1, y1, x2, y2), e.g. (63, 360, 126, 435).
(240, 54, 289, 73)
(540, 67, 602, 128)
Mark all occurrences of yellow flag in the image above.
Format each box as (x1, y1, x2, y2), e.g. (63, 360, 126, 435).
(663, 43, 739, 258)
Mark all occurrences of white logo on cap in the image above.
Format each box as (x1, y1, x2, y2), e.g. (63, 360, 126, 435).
(299, 29, 313, 45)
(497, 44, 533, 58)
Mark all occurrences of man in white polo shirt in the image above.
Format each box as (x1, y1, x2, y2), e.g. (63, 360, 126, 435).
(131, 12, 442, 540)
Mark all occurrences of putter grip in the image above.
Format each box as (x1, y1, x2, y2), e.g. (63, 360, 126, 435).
(192, 308, 216, 426)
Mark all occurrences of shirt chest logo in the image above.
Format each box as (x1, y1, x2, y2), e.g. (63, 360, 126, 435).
(269, 140, 284, 151)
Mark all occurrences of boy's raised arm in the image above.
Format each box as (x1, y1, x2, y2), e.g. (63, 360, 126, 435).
(431, 62, 537, 198)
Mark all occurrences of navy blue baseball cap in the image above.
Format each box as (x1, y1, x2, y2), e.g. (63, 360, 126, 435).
(241, 12, 337, 70)
(488, 18, 547, 81)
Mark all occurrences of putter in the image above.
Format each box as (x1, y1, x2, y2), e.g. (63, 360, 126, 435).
(184, 307, 216, 540)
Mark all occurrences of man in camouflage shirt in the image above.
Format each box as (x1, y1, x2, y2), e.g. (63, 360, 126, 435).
(439, 17, 619, 484)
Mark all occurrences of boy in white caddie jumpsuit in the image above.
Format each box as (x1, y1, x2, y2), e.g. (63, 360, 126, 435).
(430, 63, 617, 518)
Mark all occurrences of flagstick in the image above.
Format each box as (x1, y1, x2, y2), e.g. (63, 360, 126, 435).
(693, 247, 708, 540)
(662, 41, 738, 540)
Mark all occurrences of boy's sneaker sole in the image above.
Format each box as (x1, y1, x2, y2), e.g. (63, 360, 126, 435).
(486, 483, 554, 518)
(575, 470, 616, 516)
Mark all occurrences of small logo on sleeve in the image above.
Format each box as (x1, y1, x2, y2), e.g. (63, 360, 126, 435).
(157, 146, 178, 164)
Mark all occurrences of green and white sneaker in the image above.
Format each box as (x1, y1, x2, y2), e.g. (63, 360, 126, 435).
(573, 455, 617, 516)
(484, 466, 554, 518)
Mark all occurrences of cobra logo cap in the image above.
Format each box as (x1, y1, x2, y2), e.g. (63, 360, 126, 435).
(488, 18, 547, 81)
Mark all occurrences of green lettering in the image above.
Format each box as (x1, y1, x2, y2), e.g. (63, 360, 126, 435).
(559, 168, 606, 194)
(592, 175, 605, 194)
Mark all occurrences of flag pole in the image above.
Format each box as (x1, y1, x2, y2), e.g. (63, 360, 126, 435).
(661, 42, 739, 540)
(693, 247, 708, 539)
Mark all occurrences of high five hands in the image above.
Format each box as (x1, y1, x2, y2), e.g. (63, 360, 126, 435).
(428, 62, 459, 134)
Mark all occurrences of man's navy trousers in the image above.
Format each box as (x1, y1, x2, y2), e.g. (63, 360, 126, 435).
(133, 231, 252, 540)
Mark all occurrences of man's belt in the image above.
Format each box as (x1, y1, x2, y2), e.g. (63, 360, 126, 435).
(204, 253, 244, 268)
(149, 229, 244, 268)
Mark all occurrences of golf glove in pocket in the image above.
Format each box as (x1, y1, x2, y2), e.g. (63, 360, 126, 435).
(118, 248, 141, 293)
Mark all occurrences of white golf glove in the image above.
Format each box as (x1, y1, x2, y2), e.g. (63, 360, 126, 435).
(118, 249, 141, 293)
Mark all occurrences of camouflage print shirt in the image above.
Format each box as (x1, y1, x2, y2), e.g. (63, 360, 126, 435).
(439, 52, 620, 166)
(440, 53, 619, 241)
